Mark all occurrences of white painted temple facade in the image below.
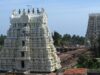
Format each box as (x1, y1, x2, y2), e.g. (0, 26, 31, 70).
(0, 8, 61, 72)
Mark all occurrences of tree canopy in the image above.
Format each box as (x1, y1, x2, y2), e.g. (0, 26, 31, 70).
(52, 31, 85, 46)
(77, 55, 100, 69)
(52, 31, 62, 46)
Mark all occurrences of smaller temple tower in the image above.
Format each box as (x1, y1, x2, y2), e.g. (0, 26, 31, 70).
(0, 8, 61, 72)
(86, 13, 100, 47)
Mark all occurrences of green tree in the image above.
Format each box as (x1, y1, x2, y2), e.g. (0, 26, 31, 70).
(52, 31, 62, 46)
(71, 35, 85, 45)
(62, 34, 71, 45)
(77, 55, 100, 69)
(52, 31, 85, 46)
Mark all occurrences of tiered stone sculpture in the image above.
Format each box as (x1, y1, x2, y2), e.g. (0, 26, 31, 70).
(0, 8, 61, 72)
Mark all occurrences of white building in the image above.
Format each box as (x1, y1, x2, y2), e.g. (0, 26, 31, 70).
(0, 8, 61, 72)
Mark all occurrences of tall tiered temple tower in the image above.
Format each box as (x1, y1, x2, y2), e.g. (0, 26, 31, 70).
(0, 8, 61, 72)
(86, 13, 100, 46)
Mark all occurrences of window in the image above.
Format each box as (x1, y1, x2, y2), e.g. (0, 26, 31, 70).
(21, 52, 25, 57)
(21, 61, 25, 68)
(22, 41, 25, 46)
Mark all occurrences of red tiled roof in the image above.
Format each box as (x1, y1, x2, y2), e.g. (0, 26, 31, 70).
(64, 68, 87, 75)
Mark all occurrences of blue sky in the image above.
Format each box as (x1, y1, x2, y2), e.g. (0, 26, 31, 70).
(1, 0, 100, 36)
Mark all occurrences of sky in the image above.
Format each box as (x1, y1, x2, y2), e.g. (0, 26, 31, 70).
(1, 0, 100, 36)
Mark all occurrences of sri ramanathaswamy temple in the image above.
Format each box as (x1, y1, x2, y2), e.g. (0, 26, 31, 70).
(0, 8, 61, 72)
